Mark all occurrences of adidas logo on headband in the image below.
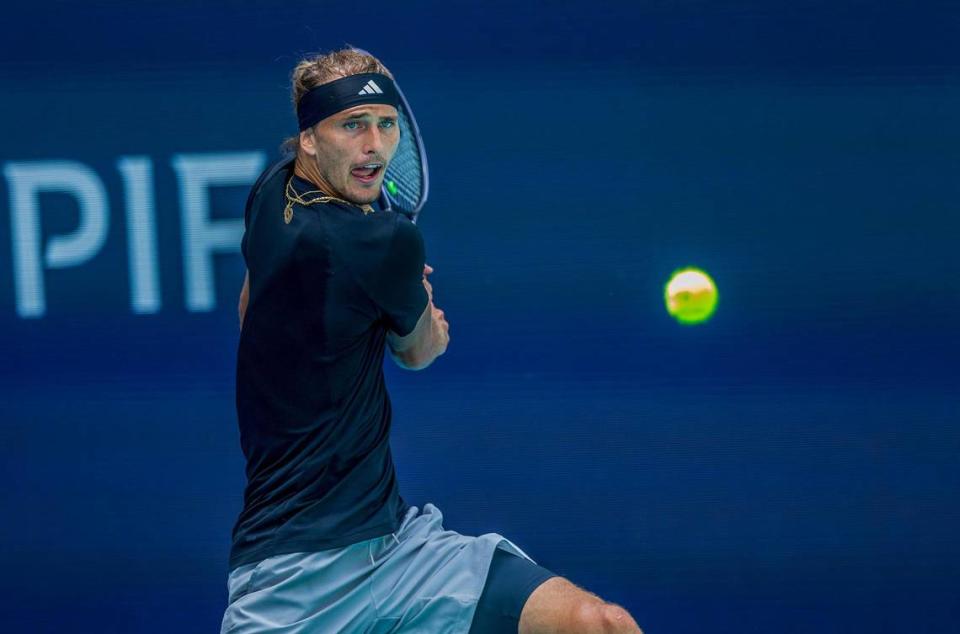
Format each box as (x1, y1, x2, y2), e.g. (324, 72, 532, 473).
(358, 80, 384, 95)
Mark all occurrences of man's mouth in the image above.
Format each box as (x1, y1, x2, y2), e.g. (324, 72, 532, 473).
(350, 162, 383, 184)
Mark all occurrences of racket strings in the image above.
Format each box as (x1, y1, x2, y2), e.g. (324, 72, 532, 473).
(384, 107, 425, 216)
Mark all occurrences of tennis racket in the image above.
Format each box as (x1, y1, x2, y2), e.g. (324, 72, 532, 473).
(349, 46, 429, 224)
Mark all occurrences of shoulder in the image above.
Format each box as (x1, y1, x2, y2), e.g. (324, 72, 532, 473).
(390, 213, 423, 250)
(301, 205, 411, 245)
(294, 206, 416, 269)
(367, 212, 423, 263)
(245, 153, 294, 224)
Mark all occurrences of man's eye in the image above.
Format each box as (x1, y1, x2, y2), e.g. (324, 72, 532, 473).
(344, 121, 361, 130)
(379, 120, 396, 129)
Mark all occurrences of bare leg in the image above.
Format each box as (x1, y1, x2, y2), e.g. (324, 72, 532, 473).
(519, 577, 643, 634)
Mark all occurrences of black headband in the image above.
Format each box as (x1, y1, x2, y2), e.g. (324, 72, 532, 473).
(296, 72, 401, 131)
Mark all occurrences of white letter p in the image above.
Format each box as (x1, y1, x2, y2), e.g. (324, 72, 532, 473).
(3, 161, 109, 318)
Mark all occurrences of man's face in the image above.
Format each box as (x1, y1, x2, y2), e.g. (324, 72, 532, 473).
(301, 103, 400, 205)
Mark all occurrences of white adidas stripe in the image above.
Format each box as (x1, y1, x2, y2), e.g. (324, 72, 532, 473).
(358, 80, 384, 95)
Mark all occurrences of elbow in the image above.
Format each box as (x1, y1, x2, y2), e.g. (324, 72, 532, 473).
(389, 346, 439, 371)
(391, 350, 435, 371)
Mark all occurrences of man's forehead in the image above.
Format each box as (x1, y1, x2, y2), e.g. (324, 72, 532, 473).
(338, 104, 398, 118)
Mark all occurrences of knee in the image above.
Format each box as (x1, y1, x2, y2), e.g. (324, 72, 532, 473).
(602, 604, 642, 633)
(570, 600, 642, 633)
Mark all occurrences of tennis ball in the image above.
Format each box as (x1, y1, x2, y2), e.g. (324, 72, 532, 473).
(664, 267, 718, 325)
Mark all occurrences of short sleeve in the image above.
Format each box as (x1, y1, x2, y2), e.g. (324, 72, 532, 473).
(367, 216, 429, 336)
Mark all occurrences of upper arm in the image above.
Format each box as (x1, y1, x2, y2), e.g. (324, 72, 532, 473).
(365, 216, 429, 337)
(387, 302, 433, 367)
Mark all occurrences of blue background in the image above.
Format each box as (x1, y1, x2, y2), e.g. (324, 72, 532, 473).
(1, 1, 958, 632)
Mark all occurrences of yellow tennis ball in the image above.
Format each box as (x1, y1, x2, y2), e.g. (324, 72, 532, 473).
(664, 267, 718, 325)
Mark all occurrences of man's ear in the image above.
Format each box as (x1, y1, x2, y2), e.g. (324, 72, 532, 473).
(299, 129, 317, 157)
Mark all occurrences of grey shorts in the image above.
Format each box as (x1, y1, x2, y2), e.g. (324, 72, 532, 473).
(221, 503, 538, 634)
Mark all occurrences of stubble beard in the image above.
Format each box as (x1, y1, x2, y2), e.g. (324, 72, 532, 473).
(316, 155, 382, 206)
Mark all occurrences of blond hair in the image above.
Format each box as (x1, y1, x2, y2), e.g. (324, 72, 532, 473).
(281, 48, 395, 153)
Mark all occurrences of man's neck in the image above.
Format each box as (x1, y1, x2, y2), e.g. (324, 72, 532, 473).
(293, 155, 334, 196)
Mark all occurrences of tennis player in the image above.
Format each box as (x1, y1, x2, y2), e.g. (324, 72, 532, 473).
(222, 48, 643, 634)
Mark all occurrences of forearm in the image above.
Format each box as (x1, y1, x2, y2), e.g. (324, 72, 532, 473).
(238, 271, 250, 329)
(388, 302, 448, 370)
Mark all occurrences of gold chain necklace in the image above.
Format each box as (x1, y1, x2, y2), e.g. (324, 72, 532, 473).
(283, 178, 374, 224)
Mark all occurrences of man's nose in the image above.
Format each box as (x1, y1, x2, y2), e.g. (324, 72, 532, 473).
(363, 128, 383, 154)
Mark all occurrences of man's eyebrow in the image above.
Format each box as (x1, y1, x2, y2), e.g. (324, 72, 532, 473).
(343, 111, 396, 120)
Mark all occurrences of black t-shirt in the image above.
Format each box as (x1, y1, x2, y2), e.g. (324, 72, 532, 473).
(229, 157, 428, 570)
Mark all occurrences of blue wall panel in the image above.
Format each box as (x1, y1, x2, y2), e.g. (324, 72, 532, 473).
(1, 2, 958, 632)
